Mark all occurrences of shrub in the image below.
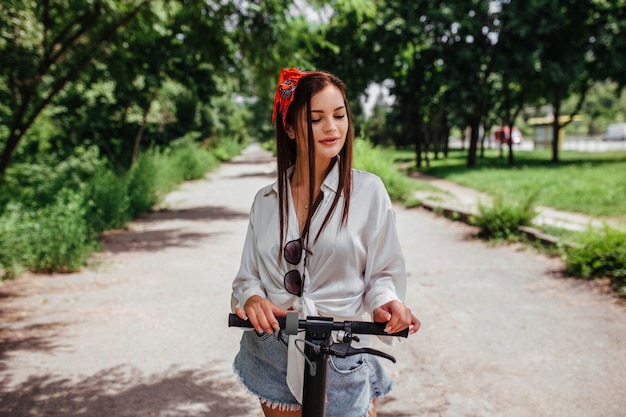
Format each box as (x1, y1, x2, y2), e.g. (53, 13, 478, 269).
(127, 150, 162, 216)
(211, 136, 244, 162)
(171, 143, 218, 180)
(0, 191, 96, 277)
(0, 204, 28, 279)
(84, 167, 131, 233)
(473, 193, 538, 241)
(1, 145, 104, 210)
(564, 226, 626, 294)
(0, 137, 240, 280)
(353, 137, 417, 204)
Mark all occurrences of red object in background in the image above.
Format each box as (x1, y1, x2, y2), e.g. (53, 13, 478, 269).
(494, 126, 523, 144)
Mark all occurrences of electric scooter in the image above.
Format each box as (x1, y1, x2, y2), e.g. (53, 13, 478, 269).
(228, 312, 409, 417)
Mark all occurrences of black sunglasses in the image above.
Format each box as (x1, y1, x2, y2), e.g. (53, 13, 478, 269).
(283, 238, 310, 296)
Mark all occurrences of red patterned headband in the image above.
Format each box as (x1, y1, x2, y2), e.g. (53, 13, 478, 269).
(272, 67, 320, 129)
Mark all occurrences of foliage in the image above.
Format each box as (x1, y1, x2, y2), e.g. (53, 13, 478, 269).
(126, 141, 219, 215)
(210, 138, 245, 162)
(564, 227, 626, 295)
(472, 193, 538, 241)
(353, 137, 419, 204)
(0, 140, 223, 279)
(84, 167, 132, 234)
(562, 81, 626, 135)
(314, 0, 626, 168)
(0, 146, 104, 211)
(0, 0, 304, 175)
(0, 191, 96, 279)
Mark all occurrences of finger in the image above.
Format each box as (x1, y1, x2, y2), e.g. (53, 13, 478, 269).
(385, 310, 403, 333)
(262, 304, 280, 332)
(271, 306, 290, 318)
(390, 306, 414, 334)
(386, 303, 408, 332)
(409, 314, 421, 334)
(246, 308, 263, 333)
(235, 307, 248, 321)
(373, 307, 392, 323)
(254, 308, 273, 334)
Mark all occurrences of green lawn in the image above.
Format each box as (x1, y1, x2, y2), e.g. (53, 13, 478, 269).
(392, 148, 626, 223)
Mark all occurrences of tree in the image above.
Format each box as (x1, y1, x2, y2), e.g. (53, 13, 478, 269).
(0, 0, 155, 176)
(437, 1, 498, 167)
(0, 0, 309, 173)
(489, 1, 542, 165)
(530, 0, 615, 162)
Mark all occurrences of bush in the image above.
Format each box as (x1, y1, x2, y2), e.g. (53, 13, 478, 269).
(211, 136, 244, 162)
(473, 193, 538, 240)
(0, 138, 233, 279)
(1, 145, 104, 210)
(127, 150, 162, 216)
(171, 143, 218, 180)
(84, 167, 131, 234)
(564, 226, 626, 294)
(0, 191, 96, 278)
(353, 137, 417, 204)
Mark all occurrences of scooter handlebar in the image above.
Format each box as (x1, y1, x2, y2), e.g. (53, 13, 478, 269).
(228, 313, 409, 338)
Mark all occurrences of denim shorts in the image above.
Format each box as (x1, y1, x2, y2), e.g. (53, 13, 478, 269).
(233, 329, 394, 417)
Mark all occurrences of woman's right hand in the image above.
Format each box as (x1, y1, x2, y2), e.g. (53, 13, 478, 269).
(235, 295, 289, 334)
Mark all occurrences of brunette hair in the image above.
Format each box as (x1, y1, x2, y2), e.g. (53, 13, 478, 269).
(275, 71, 354, 252)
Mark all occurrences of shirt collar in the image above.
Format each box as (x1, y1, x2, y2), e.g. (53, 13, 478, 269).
(266, 158, 340, 196)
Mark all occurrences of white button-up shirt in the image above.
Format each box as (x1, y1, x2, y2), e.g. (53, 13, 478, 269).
(231, 162, 407, 402)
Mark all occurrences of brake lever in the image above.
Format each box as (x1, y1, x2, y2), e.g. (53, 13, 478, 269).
(328, 342, 397, 363)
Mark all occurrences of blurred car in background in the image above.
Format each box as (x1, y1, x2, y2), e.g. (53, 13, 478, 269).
(493, 126, 523, 145)
(603, 123, 626, 141)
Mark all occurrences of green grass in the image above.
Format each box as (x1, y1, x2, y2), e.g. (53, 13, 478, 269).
(399, 148, 626, 223)
(353, 138, 439, 205)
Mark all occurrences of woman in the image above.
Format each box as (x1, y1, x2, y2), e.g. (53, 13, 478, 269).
(231, 68, 420, 417)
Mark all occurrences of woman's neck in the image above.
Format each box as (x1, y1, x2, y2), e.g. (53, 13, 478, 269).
(291, 158, 331, 193)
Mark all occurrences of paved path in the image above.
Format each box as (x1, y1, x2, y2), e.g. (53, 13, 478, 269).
(412, 172, 621, 232)
(1, 144, 625, 417)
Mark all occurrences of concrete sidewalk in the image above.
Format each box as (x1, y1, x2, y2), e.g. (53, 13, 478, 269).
(411, 172, 621, 232)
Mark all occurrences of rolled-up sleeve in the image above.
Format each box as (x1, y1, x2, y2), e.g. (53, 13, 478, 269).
(231, 203, 268, 311)
(362, 181, 406, 315)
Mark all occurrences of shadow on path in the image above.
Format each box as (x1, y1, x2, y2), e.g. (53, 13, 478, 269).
(103, 229, 222, 254)
(139, 206, 248, 223)
(102, 205, 248, 254)
(0, 366, 255, 417)
(225, 170, 276, 180)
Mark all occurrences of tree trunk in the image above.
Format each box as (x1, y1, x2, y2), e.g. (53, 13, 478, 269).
(551, 99, 561, 163)
(131, 91, 158, 167)
(467, 117, 481, 167)
(507, 122, 515, 165)
(0, 129, 23, 177)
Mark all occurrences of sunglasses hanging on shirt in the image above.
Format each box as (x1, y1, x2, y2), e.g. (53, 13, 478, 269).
(283, 238, 312, 296)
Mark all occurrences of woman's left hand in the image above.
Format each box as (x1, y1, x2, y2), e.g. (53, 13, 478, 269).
(373, 300, 421, 335)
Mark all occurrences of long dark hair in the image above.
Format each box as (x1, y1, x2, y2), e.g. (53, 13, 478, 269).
(275, 71, 354, 253)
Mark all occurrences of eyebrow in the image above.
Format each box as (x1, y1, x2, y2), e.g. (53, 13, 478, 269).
(311, 106, 345, 113)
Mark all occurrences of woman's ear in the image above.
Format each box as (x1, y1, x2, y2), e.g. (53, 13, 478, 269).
(285, 124, 296, 140)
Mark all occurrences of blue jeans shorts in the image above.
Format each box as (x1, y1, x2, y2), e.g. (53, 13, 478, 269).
(233, 329, 394, 417)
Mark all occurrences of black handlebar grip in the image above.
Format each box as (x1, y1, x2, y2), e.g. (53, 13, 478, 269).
(228, 313, 289, 330)
(349, 321, 410, 338)
(228, 313, 254, 328)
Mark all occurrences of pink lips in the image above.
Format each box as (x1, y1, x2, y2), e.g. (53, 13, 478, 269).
(320, 137, 339, 145)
